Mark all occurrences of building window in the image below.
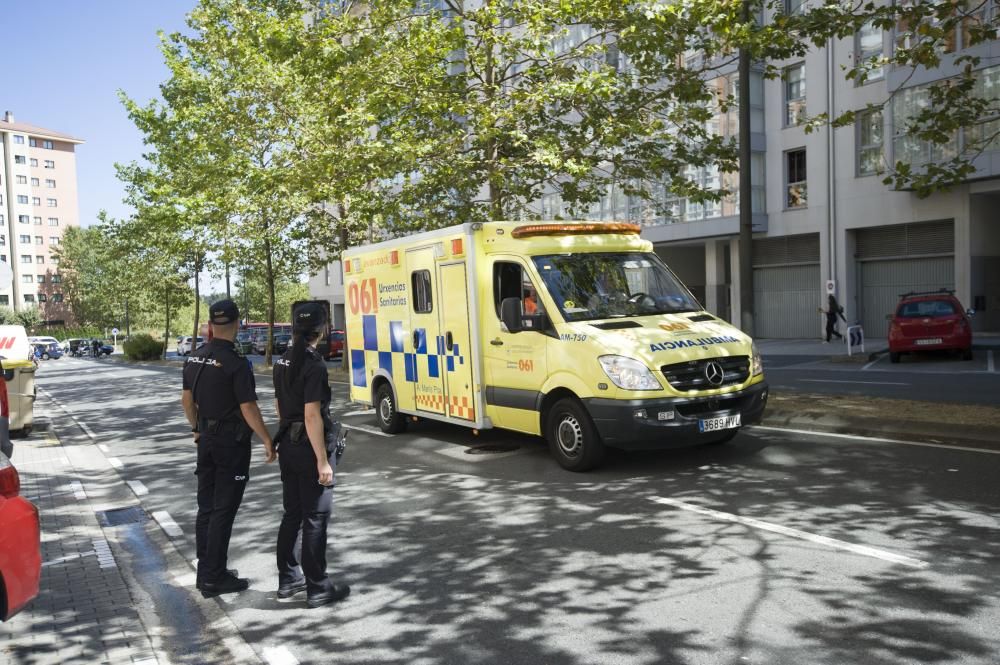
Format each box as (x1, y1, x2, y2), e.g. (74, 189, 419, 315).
(16, 175, 27, 185)
(856, 21, 884, 82)
(43, 140, 53, 150)
(32, 197, 41, 206)
(36, 256, 45, 264)
(892, 85, 959, 164)
(784, 0, 806, 14)
(53, 294, 63, 303)
(45, 179, 55, 188)
(22, 275, 34, 284)
(29, 158, 38, 167)
(34, 236, 43, 245)
(31, 177, 40, 186)
(23, 294, 34, 303)
(47, 198, 57, 207)
(0, 296, 7, 306)
(0, 235, 4, 244)
(52, 256, 59, 265)
(19, 235, 30, 244)
(784, 63, 806, 126)
(44, 160, 54, 169)
(38, 294, 47, 303)
(857, 108, 884, 175)
(36, 275, 45, 283)
(33, 217, 42, 225)
(17, 195, 28, 204)
(14, 155, 26, 164)
(13, 135, 24, 144)
(20, 255, 32, 264)
(0, 256, 5, 263)
(48, 217, 59, 226)
(50, 236, 59, 245)
(18, 215, 29, 224)
(29, 138, 37, 147)
(52, 274, 61, 283)
(786, 148, 808, 208)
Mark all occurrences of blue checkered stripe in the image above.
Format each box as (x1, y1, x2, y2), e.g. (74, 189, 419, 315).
(351, 314, 465, 388)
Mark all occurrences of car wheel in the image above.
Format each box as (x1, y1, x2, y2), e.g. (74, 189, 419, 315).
(707, 428, 739, 445)
(375, 383, 407, 434)
(41, 353, 49, 360)
(546, 397, 605, 472)
(962, 347, 973, 361)
(889, 352, 901, 363)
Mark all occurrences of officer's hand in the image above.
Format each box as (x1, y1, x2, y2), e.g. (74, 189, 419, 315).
(192, 432, 200, 444)
(317, 461, 334, 487)
(263, 439, 277, 464)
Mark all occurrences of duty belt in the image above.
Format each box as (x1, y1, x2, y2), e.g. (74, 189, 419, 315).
(199, 418, 249, 438)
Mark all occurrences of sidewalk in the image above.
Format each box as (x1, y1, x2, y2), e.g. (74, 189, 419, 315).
(756, 332, 1000, 358)
(0, 430, 157, 665)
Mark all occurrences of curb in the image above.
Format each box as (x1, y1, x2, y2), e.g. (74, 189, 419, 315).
(761, 408, 1000, 453)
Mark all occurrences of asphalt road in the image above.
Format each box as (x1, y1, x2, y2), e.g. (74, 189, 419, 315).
(31, 357, 1000, 665)
(762, 349, 1000, 405)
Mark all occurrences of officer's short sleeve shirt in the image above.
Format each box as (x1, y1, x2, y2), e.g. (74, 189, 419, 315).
(182, 338, 258, 421)
(273, 347, 331, 422)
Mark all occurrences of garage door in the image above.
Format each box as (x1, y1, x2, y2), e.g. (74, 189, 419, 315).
(856, 220, 954, 338)
(753, 264, 822, 338)
(752, 234, 821, 339)
(860, 257, 955, 337)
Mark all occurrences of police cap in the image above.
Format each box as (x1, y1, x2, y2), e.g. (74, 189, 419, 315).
(209, 299, 240, 325)
(293, 301, 327, 330)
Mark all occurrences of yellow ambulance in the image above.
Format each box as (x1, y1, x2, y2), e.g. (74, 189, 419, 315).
(343, 221, 768, 471)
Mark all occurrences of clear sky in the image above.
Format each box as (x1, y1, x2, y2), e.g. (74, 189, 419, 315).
(0, 0, 194, 227)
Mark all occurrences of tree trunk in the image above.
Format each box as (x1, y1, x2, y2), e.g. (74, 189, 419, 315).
(163, 284, 171, 360)
(193, 255, 201, 347)
(738, 1, 755, 336)
(264, 237, 276, 367)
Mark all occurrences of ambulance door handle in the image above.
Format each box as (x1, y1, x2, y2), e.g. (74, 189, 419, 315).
(446, 331, 454, 351)
(490, 338, 503, 346)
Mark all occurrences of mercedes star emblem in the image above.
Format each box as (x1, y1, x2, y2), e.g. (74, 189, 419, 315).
(704, 361, 725, 386)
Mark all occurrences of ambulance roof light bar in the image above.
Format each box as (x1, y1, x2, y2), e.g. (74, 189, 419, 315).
(510, 222, 642, 239)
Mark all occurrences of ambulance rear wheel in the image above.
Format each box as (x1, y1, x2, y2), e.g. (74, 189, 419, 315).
(375, 384, 407, 434)
(546, 398, 605, 472)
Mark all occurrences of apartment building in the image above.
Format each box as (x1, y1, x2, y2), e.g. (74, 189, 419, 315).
(577, 8, 1000, 339)
(0, 111, 84, 320)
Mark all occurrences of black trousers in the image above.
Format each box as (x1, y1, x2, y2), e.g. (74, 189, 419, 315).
(195, 432, 251, 583)
(825, 315, 843, 342)
(276, 438, 333, 595)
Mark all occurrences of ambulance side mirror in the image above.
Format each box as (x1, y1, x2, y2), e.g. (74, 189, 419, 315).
(500, 297, 523, 333)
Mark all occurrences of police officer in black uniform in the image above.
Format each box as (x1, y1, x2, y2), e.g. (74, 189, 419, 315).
(181, 299, 275, 598)
(273, 302, 350, 608)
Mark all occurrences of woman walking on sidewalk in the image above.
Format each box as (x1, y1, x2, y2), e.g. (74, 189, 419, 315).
(821, 294, 847, 343)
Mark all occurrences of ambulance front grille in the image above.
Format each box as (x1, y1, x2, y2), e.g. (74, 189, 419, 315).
(660, 356, 750, 391)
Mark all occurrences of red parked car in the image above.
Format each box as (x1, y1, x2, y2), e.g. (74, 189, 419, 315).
(325, 329, 345, 360)
(888, 290, 973, 363)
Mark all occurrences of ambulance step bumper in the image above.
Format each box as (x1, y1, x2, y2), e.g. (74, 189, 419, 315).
(584, 381, 768, 450)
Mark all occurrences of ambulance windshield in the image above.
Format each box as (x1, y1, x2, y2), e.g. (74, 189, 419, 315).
(532, 252, 701, 322)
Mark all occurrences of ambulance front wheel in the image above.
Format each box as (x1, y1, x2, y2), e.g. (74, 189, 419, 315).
(375, 383, 407, 434)
(546, 398, 605, 472)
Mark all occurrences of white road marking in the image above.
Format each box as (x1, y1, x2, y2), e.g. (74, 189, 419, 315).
(862, 355, 883, 370)
(341, 423, 392, 438)
(798, 378, 909, 386)
(42, 550, 97, 567)
(70, 480, 86, 500)
(342, 409, 375, 417)
(651, 496, 929, 569)
(78, 421, 97, 439)
(262, 646, 301, 665)
(989, 350, 995, 373)
(107, 457, 124, 470)
(152, 510, 184, 538)
(98, 444, 110, 453)
(749, 425, 1000, 455)
(127, 480, 149, 496)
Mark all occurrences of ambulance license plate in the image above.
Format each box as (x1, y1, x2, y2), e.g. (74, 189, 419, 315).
(699, 414, 741, 433)
(915, 338, 942, 346)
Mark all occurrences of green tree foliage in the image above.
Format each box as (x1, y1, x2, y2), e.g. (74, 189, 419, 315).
(233, 275, 309, 325)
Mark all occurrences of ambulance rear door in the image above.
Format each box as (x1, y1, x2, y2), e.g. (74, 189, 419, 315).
(439, 260, 475, 422)
(406, 246, 446, 415)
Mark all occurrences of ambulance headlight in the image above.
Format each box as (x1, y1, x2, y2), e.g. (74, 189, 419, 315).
(598, 355, 662, 391)
(751, 342, 763, 376)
